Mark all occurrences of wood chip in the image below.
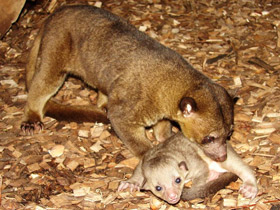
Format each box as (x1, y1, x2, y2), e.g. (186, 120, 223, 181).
(90, 124, 105, 138)
(233, 76, 242, 87)
(268, 133, 280, 144)
(66, 159, 79, 171)
(78, 130, 89, 138)
(116, 157, 139, 169)
(252, 128, 276, 135)
(48, 145, 65, 157)
(223, 198, 237, 207)
(73, 187, 90, 197)
(150, 197, 162, 210)
(83, 158, 96, 168)
(27, 163, 41, 173)
(94, 1, 102, 8)
(90, 140, 104, 153)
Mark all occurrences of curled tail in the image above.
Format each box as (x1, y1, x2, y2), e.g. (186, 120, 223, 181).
(45, 100, 109, 124)
(181, 172, 238, 201)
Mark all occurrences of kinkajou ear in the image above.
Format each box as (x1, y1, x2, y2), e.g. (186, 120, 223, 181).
(179, 97, 197, 117)
(178, 161, 188, 172)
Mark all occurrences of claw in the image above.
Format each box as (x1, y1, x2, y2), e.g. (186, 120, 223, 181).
(21, 121, 44, 135)
(239, 182, 258, 199)
(118, 181, 141, 192)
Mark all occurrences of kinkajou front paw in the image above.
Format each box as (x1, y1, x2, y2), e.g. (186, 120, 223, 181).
(118, 180, 141, 192)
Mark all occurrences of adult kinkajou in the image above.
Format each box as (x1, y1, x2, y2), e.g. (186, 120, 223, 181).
(21, 5, 234, 161)
(118, 133, 258, 204)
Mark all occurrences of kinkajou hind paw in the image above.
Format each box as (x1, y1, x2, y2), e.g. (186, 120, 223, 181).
(21, 121, 44, 135)
(239, 182, 258, 199)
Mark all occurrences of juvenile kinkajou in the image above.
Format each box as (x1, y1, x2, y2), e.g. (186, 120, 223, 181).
(21, 5, 234, 161)
(118, 133, 258, 204)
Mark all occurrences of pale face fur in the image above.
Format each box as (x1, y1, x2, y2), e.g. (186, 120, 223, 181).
(143, 161, 188, 204)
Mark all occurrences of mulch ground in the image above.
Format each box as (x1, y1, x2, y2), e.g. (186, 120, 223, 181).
(0, 0, 279, 209)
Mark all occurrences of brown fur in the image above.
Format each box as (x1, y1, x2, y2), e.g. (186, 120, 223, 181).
(22, 5, 234, 160)
(45, 100, 109, 123)
(118, 133, 258, 204)
(181, 172, 238, 200)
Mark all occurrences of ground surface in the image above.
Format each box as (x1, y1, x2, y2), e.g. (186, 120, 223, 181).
(0, 0, 280, 209)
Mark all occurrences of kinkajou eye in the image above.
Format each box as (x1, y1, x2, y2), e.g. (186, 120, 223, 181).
(175, 178, 181, 184)
(155, 186, 162, 191)
(202, 136, 215, 144)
